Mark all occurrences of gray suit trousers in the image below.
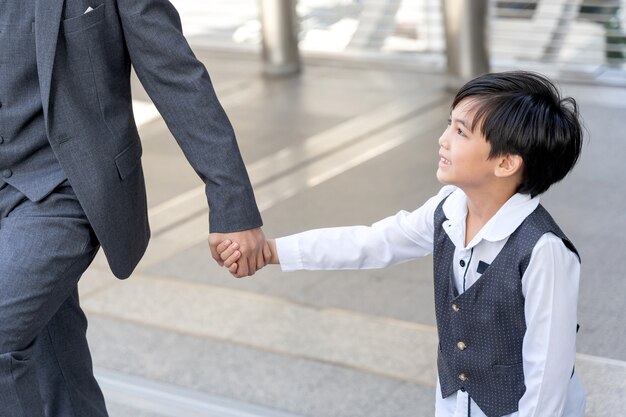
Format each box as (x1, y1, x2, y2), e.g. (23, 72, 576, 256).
(0, 181, 107, 417)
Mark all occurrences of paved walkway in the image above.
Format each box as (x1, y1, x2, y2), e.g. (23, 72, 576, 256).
(78, 46, 626, 417)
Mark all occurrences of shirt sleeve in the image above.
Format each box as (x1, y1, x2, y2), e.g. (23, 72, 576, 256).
(518, 233, 580, 417)
(276, 186, 455, 271)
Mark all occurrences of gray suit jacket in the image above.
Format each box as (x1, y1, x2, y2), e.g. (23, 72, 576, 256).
(35, 0, 262, 278)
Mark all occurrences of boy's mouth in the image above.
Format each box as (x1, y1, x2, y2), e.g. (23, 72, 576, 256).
(439, 155, 451, 165)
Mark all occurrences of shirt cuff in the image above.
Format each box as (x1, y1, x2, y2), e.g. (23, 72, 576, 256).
(275, 235, 304, 271)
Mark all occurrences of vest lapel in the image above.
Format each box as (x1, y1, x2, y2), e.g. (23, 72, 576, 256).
(35, 0, 65, 131)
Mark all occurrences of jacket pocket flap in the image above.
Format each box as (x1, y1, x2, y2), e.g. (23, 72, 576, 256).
(115, 140, 142, 180)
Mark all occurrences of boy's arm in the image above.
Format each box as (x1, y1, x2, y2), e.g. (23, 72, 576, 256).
(273, 220, 431, 271)
(217, 186, 456, 276)
(270, 188, 456, 272)
(217, 216, 433, 275)
(518, 234, 581, 417)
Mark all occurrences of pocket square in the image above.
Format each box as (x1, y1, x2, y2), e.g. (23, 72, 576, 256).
(477, 260, 490, 274)
(84, 6, 94, 14)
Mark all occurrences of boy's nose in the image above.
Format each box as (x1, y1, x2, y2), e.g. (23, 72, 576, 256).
(438, 133, 449, 148)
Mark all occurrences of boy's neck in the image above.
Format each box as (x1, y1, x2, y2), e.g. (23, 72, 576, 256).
(462, 184, 518, 246)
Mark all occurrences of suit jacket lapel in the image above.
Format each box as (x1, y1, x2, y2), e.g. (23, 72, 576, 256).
(35, 0, 65, 130)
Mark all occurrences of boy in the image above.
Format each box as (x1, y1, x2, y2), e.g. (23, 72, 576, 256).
(218, 71, 585, 417)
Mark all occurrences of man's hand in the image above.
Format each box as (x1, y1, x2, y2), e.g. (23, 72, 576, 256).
(216, 239, 276, 276)
(208, 228, 266, 278)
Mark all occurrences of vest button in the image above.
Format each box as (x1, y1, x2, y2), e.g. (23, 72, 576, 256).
(451, 303, 460, 312)
(0, 136, 4, 144)
(2, 169, 12, 178)
(457, 341, 467, 351)
(460, 259, 466, 267)
(458, 372, 468, 381)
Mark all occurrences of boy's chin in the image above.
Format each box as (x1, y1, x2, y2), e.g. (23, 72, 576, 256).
(436, 171, 452, 185)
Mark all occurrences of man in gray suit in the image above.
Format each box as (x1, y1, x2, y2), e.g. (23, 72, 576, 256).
(0, 1, 266, 415)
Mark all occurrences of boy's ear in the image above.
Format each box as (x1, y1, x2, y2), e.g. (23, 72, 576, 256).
(494, 154, 524, 178)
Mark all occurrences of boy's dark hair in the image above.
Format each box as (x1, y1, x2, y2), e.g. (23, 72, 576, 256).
(452, 71, 583, 197)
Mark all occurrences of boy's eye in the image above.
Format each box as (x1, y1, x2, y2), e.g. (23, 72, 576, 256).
(457, 128, 465, 137)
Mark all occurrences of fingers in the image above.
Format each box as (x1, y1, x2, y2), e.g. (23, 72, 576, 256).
(222, 249, 241, 269)
(213, 227, 269, 278)
(214, 239, 244, 277)
(235, 258, 250, 278)
(247, 256, 257, 277)
(216, 239, 233, 254)
(263, 241, 272, 264)
(219, 241, 239, 262)
(208, 233, 224, 262)
(256, 247, 266, 271)
(215, 240, 255, 278)
(210, 243, 223, 266)
(224, 228, 265, 276)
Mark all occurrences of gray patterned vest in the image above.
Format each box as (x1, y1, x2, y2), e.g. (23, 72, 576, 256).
(433, 197, 579, 417)
(0, 0, 66, 201)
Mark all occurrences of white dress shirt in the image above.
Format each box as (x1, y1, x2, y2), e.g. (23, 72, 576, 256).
(276, 186, 585, 417)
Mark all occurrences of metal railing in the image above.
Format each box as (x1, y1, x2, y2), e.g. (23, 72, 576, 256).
(171, 0, 626, 84)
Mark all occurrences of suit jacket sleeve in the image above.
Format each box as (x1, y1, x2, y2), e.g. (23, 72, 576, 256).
(115, 0, 262, 233)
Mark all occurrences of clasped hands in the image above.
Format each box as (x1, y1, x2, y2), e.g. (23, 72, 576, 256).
(208, 228, 276, 278)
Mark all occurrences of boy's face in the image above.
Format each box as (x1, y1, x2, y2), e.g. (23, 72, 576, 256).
(436, 98, 500, 190)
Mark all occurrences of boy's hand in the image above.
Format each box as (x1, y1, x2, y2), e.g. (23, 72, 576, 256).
(208, 228, 266, 276)
(217, 239, 277, 278)
(216, 240, 243, 276)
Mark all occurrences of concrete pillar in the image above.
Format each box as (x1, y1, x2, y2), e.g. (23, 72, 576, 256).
(260, 0, 301, 77)
(442, 0, 490, 90)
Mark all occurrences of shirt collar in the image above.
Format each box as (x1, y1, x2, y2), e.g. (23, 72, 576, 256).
(442, 188, 540, 249)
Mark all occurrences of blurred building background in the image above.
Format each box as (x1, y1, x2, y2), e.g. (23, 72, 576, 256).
(171, 0, 626, 84)
(81, 2, 626, 417)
